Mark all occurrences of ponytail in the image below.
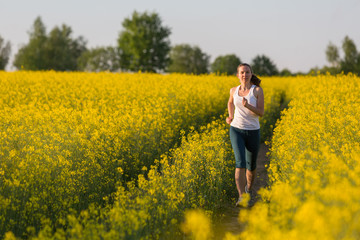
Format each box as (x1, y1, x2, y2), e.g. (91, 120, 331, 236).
(251, 74, 261, 87)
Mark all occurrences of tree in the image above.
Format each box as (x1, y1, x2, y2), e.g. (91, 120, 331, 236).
(118, 11, 171, 72)
(211, 54, 241, 75)
(168, 44, 210, 74)
(251, 54, 279, 76)
(324, 41, 341, 74)
(326, 42, 340, 68)
(340, 36, 359, 74)
(323, 36, 360, 75)
(279, 68, 293, 76)
(43, 24, 87, 71)
(78, 46, 120, 72)
(13, 16, 87, 71)
(0, 35, 11, 70)
(13, 16, 47, 70)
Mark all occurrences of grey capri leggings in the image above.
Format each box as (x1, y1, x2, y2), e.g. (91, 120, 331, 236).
(229, 126, 260, 171)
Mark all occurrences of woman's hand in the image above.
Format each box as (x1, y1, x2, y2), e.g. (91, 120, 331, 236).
(226, 116, 233, 124)
(242, 97, 248, 107)
(242, 97, 256, 116)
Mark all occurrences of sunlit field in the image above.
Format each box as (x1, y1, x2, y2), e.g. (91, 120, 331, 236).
(235, 73, 360, 240)
(0, 71, 359, 239)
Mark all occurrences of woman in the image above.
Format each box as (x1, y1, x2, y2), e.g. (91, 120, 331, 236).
(226, 63, 264, 206)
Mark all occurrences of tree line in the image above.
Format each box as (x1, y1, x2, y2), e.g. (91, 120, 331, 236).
(0, 11, 359, 76)
(0, 12, 279, 75)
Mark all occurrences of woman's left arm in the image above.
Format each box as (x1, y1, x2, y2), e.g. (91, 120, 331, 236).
(242, 87, 264, 117)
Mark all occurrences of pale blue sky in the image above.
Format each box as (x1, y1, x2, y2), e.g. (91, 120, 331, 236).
(1, 0, 359, 72)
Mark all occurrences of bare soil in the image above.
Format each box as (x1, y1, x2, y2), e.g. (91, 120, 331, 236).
(213, 143, 270, 239)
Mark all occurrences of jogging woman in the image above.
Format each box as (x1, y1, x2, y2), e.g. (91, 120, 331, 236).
(226, 63, 264, 206)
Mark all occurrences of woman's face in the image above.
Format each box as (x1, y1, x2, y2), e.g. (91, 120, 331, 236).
(237, 65, 252, 83)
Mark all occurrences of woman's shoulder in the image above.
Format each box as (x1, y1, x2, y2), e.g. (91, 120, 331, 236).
(253, 85, 263, 97)
(253, 85, 263, 92)
(230, 86, 238, 95)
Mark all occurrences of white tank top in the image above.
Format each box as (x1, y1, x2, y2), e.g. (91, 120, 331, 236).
(230, 85, 260, 130)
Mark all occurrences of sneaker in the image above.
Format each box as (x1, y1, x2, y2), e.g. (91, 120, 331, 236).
(245, 185, 255, 207)
(235, 197, 243, 207)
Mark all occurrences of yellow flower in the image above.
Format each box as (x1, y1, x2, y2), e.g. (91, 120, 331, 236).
(181, 209, 212, 240)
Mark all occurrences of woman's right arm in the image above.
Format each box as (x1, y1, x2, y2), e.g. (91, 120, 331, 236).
(226, 87, 236, 124)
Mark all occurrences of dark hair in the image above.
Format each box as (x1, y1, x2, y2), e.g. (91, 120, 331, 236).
(237, 63, 261, 87)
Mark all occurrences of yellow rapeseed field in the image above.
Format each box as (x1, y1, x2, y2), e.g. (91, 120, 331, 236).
(0, 71, 238, 238)
(3, 71, 357, 239)
(235, 73, 360, 240)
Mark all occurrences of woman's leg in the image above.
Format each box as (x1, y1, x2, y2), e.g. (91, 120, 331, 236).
(246, 169, 256, 191)
(230, 126, 247, 199)
(235, 168, 246, 198)
(245, 129, 260, 192)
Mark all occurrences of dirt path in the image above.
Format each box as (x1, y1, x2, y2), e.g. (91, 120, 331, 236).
(213, 143, 270, 238)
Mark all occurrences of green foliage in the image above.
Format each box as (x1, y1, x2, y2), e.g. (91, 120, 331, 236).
(279, 68, 293, 76)
(13, 17, 47, 70)
(325, 42, 340, 68)
(0, 35, 11, 70)
(13, 16, 87, 71)
(117, 11, 171, 72)
(78, 46, 120, 72)
(45, 25, 87, 71)
(340, 36, 360, 74)
(211, 54, 241, 75)
(168, 44, 210, 74)
(324, 36, 360, 75)
(251, 54, 279, 76)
